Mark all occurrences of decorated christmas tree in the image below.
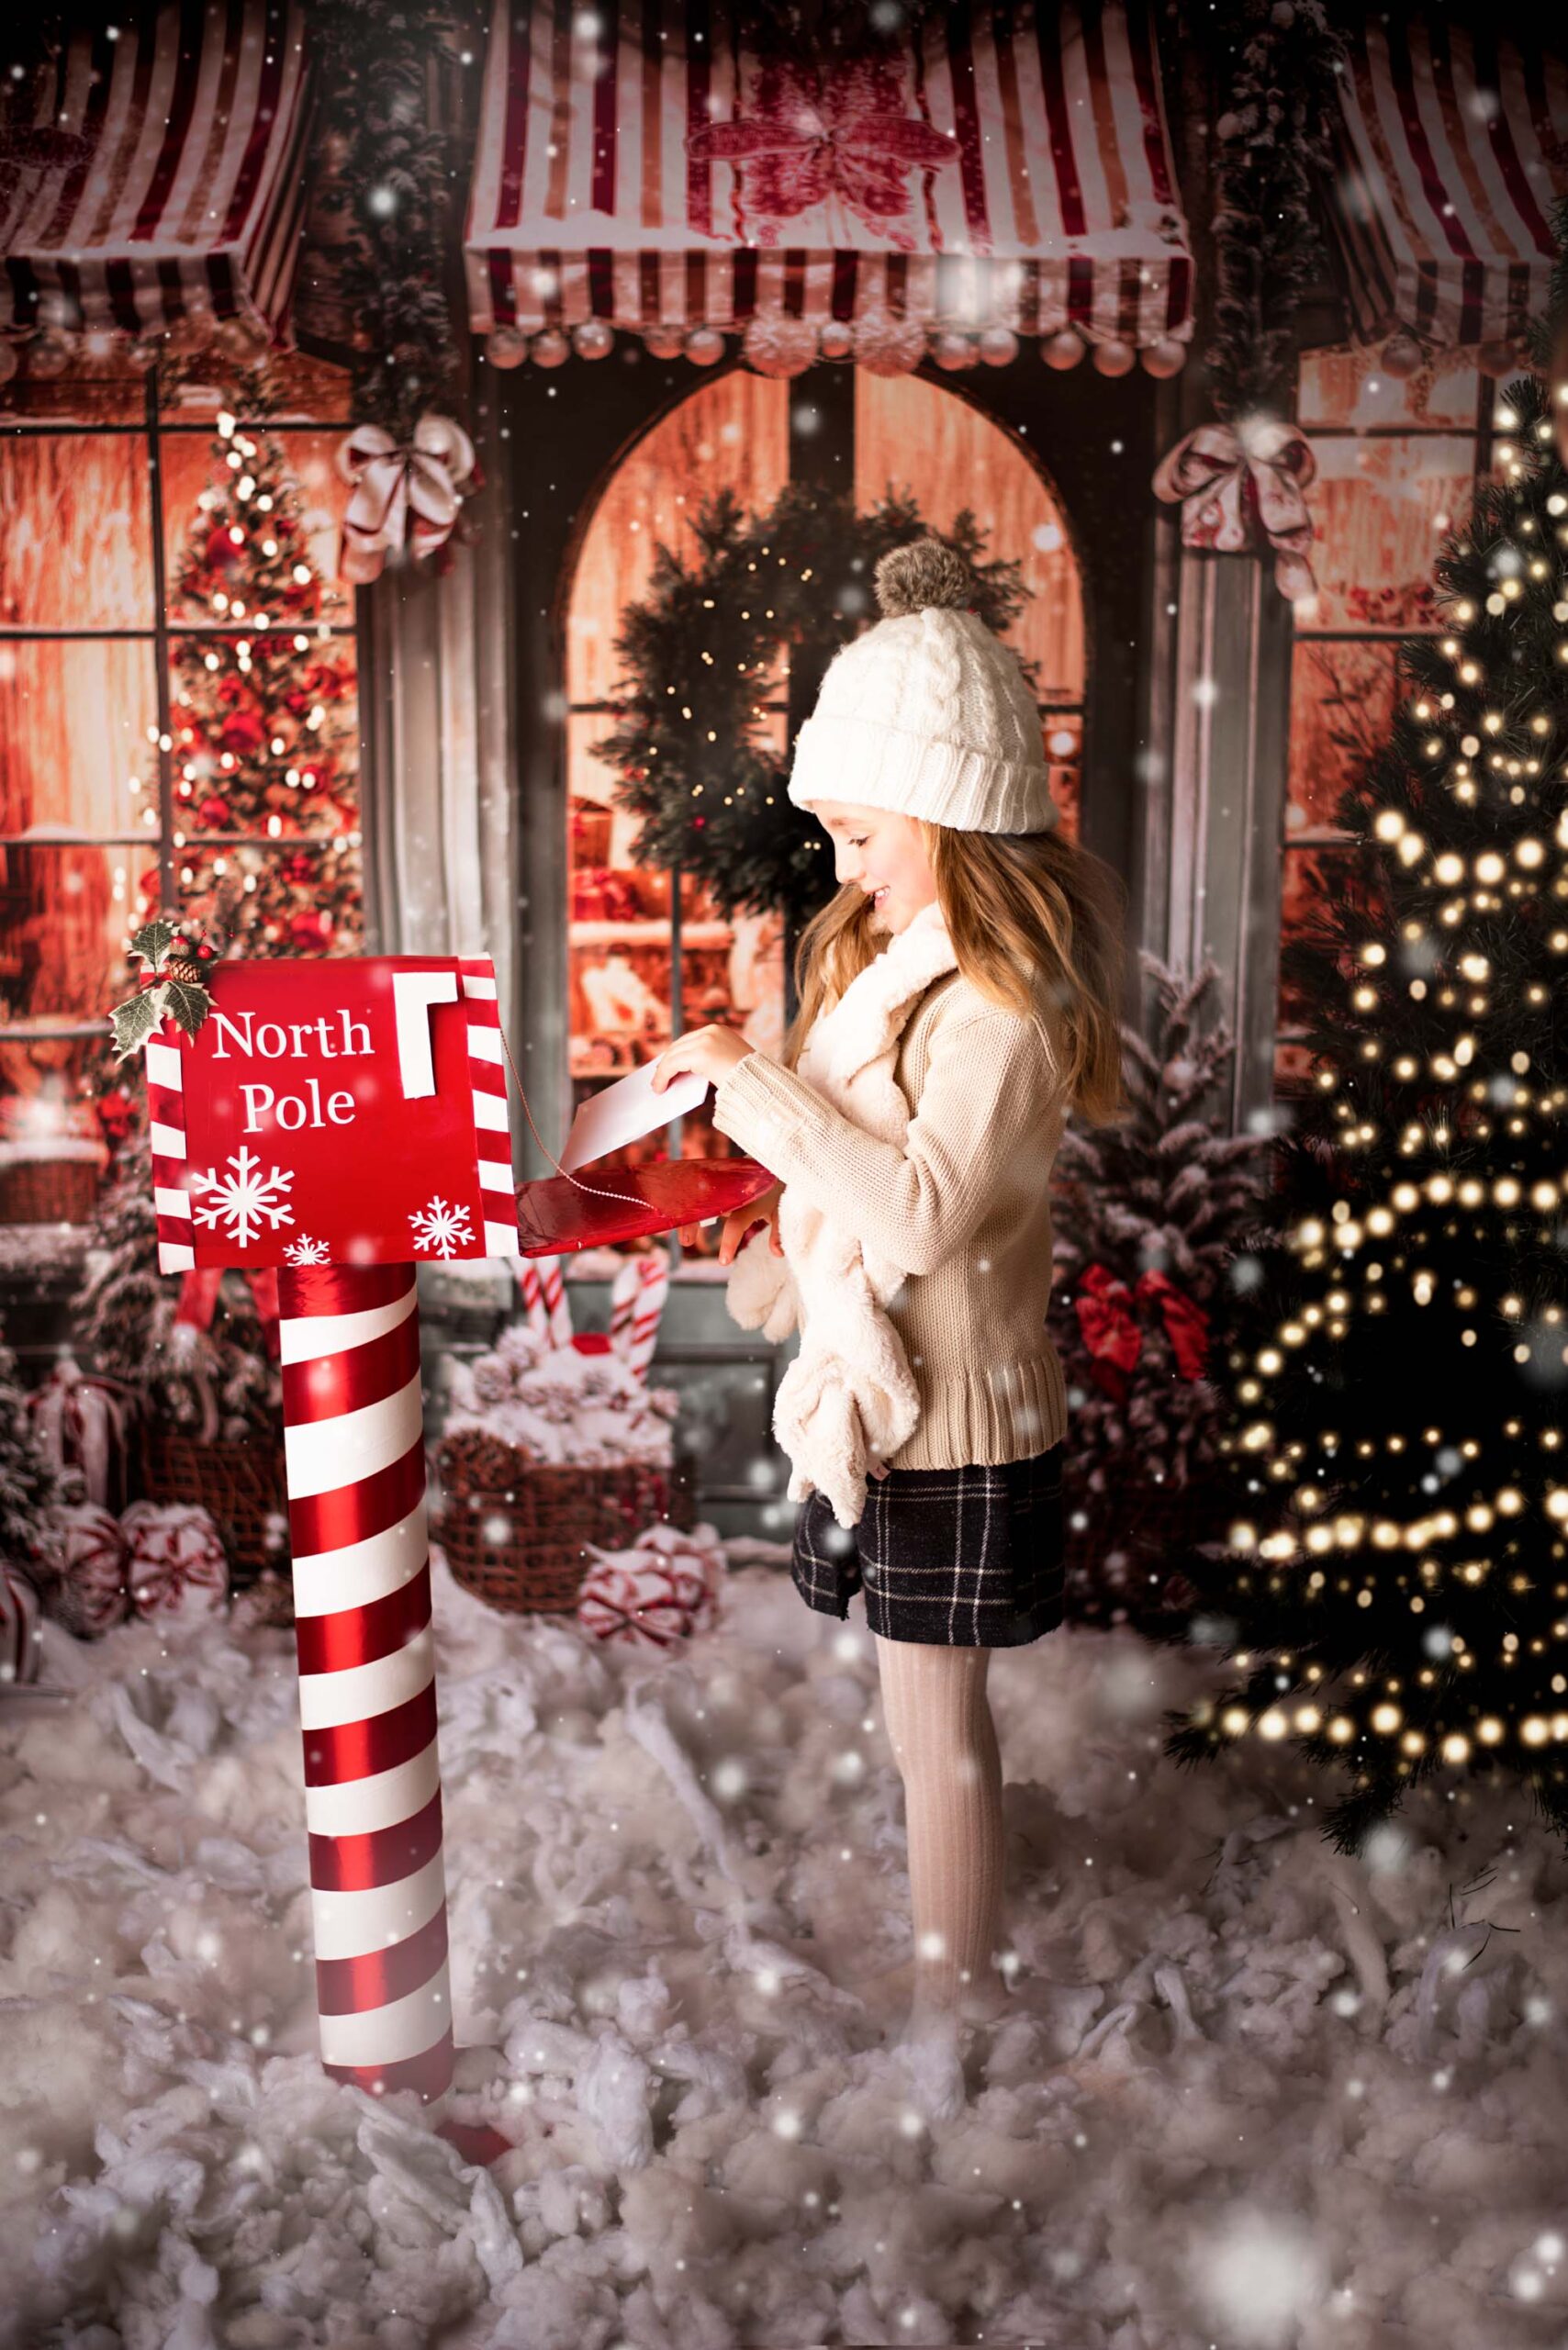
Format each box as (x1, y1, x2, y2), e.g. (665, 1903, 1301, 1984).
(1048, 957, 1271, 1628)
(73, 1098, 279, 1443)
(159, 402, 361, 957)
(1165, 363, 1568, 1852)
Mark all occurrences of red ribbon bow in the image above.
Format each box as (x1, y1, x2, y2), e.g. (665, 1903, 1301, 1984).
(176, 1266, 282, 1360)
(1073, 1260, 1211, 1400)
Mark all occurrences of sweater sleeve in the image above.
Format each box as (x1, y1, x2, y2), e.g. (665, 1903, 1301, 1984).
(710, 1005, 1058, 1279)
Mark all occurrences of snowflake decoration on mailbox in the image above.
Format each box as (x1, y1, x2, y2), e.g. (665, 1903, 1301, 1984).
(144, 957, 519, 1272)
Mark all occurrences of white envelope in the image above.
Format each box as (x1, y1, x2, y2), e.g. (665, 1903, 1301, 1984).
(558, 1056, 711, 1174)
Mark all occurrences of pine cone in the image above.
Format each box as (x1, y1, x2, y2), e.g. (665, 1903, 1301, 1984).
(162, 956, 204, 987)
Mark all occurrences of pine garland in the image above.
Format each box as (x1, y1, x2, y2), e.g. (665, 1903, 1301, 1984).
(307, 0, 468, 442)
(1203, 0, 1346, 420)
(593, 484, 1034, 934)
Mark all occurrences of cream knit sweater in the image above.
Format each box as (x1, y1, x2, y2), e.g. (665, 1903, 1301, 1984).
(710, 968, 1070, 1470)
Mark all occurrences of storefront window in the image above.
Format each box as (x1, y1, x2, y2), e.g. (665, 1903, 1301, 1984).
(1276, 349, 1495, 1097)
(0, 352, 362, 1220)
(564, 367, 1084, 1249)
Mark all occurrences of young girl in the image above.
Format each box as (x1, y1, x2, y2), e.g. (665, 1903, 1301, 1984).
(651, 538, 1126, 2055)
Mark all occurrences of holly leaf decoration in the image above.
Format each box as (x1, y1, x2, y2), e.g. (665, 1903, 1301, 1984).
(109, 983, 169, 1064)
(161, 977, 212, 1041)
(129, 918, 180, 972)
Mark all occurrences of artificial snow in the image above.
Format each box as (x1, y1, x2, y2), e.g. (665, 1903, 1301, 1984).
(3, 1547, 1567, 2349)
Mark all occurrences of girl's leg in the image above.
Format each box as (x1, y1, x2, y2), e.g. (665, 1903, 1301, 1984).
(872, 1632, 1008, 2028)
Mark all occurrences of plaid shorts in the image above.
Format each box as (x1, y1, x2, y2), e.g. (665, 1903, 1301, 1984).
(790, 1445, 1067, 1648)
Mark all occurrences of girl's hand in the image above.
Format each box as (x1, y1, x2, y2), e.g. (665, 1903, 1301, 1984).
(649, 1023, 756, 1097)
(710, 1178, 784, 1262)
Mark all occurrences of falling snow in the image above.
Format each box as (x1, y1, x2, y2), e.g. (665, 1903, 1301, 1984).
(409, 1195, 475, 1259)
(4, 1554, 1568, 2344)
(187, 1146, 295, 1249)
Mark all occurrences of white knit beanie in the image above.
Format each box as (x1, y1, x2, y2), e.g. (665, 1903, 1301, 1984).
(787, 539, 1059, 834)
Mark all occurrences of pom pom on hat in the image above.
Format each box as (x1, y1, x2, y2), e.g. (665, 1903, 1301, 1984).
(788, 538, 1060, 834)
(874, 538, 975, 618)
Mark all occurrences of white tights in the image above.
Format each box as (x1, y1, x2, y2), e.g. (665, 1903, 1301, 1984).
(872, 1632, 1007, 2026)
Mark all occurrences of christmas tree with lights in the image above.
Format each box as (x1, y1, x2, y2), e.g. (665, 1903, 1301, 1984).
(1165, 362, 1568, 1853)
(158, 405, 361, 957)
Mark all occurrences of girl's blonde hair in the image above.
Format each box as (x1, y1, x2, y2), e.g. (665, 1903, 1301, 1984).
(781, 819, 1128, 1126)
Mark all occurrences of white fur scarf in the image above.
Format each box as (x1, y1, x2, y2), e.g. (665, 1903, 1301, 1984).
(724, 898, 958, 1529)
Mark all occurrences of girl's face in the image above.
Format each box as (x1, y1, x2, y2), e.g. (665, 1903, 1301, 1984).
(810, 800, 939, 935)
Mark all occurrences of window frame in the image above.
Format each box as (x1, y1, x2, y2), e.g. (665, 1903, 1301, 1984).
(0, 365, 362, 1050)
(1274, 363, 1502, 1098)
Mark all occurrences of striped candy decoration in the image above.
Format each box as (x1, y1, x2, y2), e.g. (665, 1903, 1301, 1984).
(147, 1032, 196, 1277)
(538, 1255, 573, 1348)
(279, 1260, 454, 2104)
(623, 1251, 671, 1385)
(608, 1252, 644, 1356)
(460, 959, 520, 1262)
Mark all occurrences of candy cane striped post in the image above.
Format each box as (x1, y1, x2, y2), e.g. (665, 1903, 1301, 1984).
(278, 1260, 454, 2104)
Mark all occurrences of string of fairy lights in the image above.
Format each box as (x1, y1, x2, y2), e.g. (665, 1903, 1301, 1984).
(1198, 391, 1568, 1784)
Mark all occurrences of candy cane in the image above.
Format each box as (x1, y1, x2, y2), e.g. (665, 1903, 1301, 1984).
(538, 1253, 573, 1348)
(624, 1250, 670, 1384)
(516, 1259, 548, 1338)
(278, 1261, 453, 2104)
(608, 1253, 643, 1360)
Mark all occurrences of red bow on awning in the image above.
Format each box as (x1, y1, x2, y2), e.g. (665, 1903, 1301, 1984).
(176, 1265, 282, 1360)
(1073, 1260, 1211, 1400)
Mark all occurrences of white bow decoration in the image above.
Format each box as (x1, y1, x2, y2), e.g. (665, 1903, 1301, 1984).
(1151, 416, 1318, 602)
(334, 415, 477, 586)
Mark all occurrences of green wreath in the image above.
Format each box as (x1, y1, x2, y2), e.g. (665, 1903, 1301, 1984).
(592, 484, 1036, 939)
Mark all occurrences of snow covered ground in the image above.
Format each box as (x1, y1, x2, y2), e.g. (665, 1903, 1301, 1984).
(4, 1538, 1568, 2350)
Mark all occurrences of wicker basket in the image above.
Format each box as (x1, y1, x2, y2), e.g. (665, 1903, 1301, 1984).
(0, 1156, 103, 1225)
(434, 1432, 697, 1616)
(142, 1428, 288, 1592)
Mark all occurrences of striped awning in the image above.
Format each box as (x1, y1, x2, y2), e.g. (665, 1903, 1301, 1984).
(1322, 17, 1568, 352)
(0, 0, 311, 349)
(465, 2, 1194, 363)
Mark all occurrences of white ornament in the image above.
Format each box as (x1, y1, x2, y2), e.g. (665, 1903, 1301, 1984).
(742, 315, 818, 377)
(1140, 336, 1188, 379)
(532, 329, 570, 368)
(1381, 328, 1423, 380)
(979, 325, 1019, 367)
(409, 1195, 475, 1259)
(188, 1147, 295, 1249)
(572, 319, 615, 360)
(685, 326, 726, 366)
(487, 326, 529, 370)
(1041, 329, 1084, 370)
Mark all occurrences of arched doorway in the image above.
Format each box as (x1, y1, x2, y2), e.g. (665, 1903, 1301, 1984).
(561, 366, 1086, 1231)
